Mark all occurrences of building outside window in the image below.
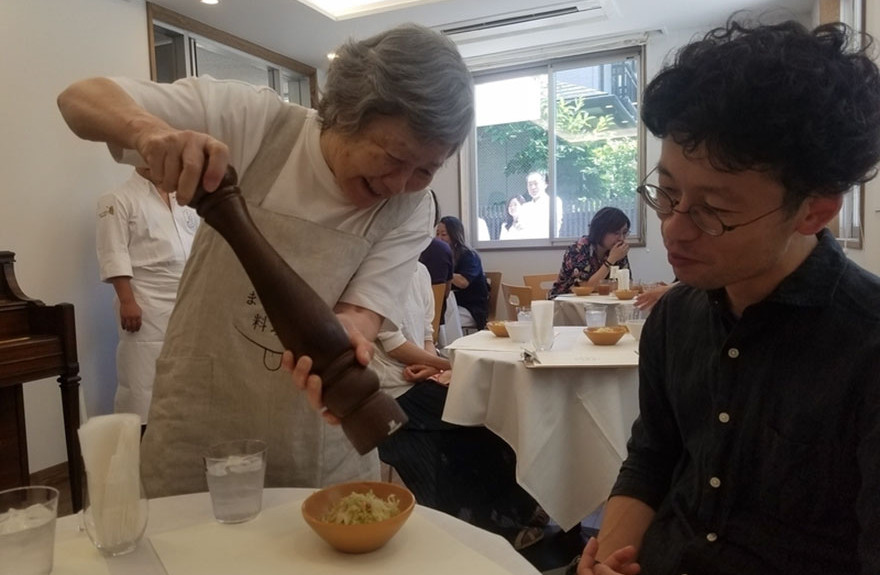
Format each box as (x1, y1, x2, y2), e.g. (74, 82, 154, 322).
(467, 46, 643, 246)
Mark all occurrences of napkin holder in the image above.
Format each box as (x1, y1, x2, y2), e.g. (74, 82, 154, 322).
(77, 414, 148, 555)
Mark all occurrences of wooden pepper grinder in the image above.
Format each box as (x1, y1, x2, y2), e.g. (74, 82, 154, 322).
(189, 167, 408, 454)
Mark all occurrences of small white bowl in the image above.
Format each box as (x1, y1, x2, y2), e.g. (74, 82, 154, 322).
(505, 321, 533, 343)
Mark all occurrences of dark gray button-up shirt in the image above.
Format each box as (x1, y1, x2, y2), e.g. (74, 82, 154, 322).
(611, 230, 880, 575)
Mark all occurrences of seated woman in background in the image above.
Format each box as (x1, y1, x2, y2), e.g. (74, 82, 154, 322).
(548, 207, 631, 298)
(436, 216, 489, 330)
(498, 195, 528, 240)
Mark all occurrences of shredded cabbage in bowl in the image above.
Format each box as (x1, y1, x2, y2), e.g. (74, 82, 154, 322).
(322, 490, 401, 525)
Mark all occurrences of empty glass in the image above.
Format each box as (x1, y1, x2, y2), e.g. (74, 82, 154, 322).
(624, 306, 650, 341)
(584, 307, 606, 328)
(530, 301, 554, 351)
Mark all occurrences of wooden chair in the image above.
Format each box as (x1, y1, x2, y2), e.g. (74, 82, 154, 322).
(430, 282, 447, 343)
(501, 283, 534, 321)
(523, 273, 557, 301)
(485, 271, 502, 322)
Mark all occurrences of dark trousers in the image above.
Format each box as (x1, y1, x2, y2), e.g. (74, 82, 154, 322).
(378, 382, 538, 531)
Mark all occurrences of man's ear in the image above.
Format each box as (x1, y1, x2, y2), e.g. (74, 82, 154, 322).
(795, 195, 843, 235)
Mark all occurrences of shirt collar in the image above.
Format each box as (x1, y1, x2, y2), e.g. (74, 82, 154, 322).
(707, 229, 846, 311)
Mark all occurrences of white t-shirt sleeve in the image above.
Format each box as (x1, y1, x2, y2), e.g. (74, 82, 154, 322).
(109, 76, 286, 175)
(337, 193, 433, 326)
(95, 190, 133, 281)
(375, 328, 407, 353)
(418, 264, 435, 343)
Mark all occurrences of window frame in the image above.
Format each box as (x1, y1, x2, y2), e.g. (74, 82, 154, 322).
(461, 44, 647, 251)
(146, 2, 318, 105)
(824, 0, 866, 249)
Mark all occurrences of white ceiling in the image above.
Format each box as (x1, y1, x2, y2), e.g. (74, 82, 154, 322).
(149, 0, 816, 71)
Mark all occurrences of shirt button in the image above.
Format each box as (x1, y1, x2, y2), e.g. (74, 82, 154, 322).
(706, 532, 718, 542)
(718, 412, 730, 423)
(709, 477, 721, 488)
(727, 348, 740, 358)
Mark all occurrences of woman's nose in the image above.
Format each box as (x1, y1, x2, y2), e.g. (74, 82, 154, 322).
(382, 167, 417, 196)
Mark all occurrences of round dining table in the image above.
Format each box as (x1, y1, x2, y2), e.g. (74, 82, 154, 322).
(51, 487, 540, 575)
(442, 327, 640, 531)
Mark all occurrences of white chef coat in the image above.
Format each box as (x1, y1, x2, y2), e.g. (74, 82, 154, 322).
(96, 172, 200, 422)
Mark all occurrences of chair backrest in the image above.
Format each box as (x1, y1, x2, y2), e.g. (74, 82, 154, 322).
(485, 271, 502, 322)
(439, 290, 464, 347)
(430, 283, 447, 343)
(523, 273, 557, 301)
(501, 283, 534, 321)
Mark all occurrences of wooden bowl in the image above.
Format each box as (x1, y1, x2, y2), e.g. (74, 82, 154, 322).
(571, 285, 594, 296)
(613, 289, 637, 300)
(301, 481, 415, 554)
(583, 326, 627, 345)
(486, 321, 509, 337)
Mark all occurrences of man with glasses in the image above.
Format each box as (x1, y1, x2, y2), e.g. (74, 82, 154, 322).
(575, 18, 880, 575)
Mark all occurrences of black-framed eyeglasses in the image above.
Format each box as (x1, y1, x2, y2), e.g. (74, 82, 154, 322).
(637, 181, 785, 237)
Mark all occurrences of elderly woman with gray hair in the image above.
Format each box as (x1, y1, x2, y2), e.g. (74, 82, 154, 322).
(58, 23, 474, 498)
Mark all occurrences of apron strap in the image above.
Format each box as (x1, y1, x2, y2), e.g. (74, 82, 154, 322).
(238, 103, 429, 246)
(239, 105, 310, 204)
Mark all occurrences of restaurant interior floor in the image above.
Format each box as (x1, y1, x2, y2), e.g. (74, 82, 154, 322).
(525, 508, 601, 575)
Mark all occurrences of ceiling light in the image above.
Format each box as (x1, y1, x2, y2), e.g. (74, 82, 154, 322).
(294, 0, 442, 21)
(201, 0, 219, 5)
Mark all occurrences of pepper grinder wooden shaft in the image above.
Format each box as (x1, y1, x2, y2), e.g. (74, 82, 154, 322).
(189, 168, 407, 454)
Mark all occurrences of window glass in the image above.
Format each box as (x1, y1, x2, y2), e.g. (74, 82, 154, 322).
(470, 48, 642, 246)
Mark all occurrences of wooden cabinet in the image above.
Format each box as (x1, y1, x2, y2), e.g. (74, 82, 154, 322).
(0, 251, 82, 511)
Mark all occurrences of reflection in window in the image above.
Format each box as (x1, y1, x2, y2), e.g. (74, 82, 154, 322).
(471, 48, 642, 245)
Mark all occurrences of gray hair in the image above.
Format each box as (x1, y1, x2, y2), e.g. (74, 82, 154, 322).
(317, 23, 474, 154)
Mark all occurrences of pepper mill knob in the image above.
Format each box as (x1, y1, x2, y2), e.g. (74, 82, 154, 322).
(189, 167, 407, 454)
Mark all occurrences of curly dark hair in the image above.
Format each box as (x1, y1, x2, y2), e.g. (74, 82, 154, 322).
(642, 17, 880, 207)
(587, 207, 630, 246)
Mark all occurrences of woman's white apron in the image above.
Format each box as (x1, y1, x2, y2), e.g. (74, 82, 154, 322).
(140, 107, 422, 497)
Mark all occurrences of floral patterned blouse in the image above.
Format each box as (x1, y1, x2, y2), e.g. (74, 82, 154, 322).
(548, 235, 631, 298)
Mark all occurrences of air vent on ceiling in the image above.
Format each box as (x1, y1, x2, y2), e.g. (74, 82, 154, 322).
(438, 1, 608, 41)
(442, 7, 580, 35)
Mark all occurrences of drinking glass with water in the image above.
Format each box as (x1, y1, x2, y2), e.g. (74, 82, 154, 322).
(0, 486, 58, 575)
(203, 439, 267, 524)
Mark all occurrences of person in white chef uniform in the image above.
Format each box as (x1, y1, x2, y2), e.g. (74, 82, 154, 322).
(96, 170, 200, 431)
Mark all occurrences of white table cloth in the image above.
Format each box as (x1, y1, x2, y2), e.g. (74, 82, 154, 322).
(443, 327, 640, 531)
(52, 488, 539, 575)
(553, 293, 636, 326)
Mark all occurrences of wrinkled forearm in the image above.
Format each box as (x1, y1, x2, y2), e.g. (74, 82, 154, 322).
(57, 77, 168, 152)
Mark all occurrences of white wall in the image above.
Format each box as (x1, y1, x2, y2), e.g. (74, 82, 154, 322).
(4, 0, 876, 472)
(0, 0, 150, 471)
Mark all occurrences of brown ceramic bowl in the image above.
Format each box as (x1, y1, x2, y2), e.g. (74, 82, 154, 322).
(584, 326, 628, 345)
(571, 285, 594, 296)
(613, 289, 638, 300)
(301, 481, 415, 554)
(486, 321, 509, 337)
